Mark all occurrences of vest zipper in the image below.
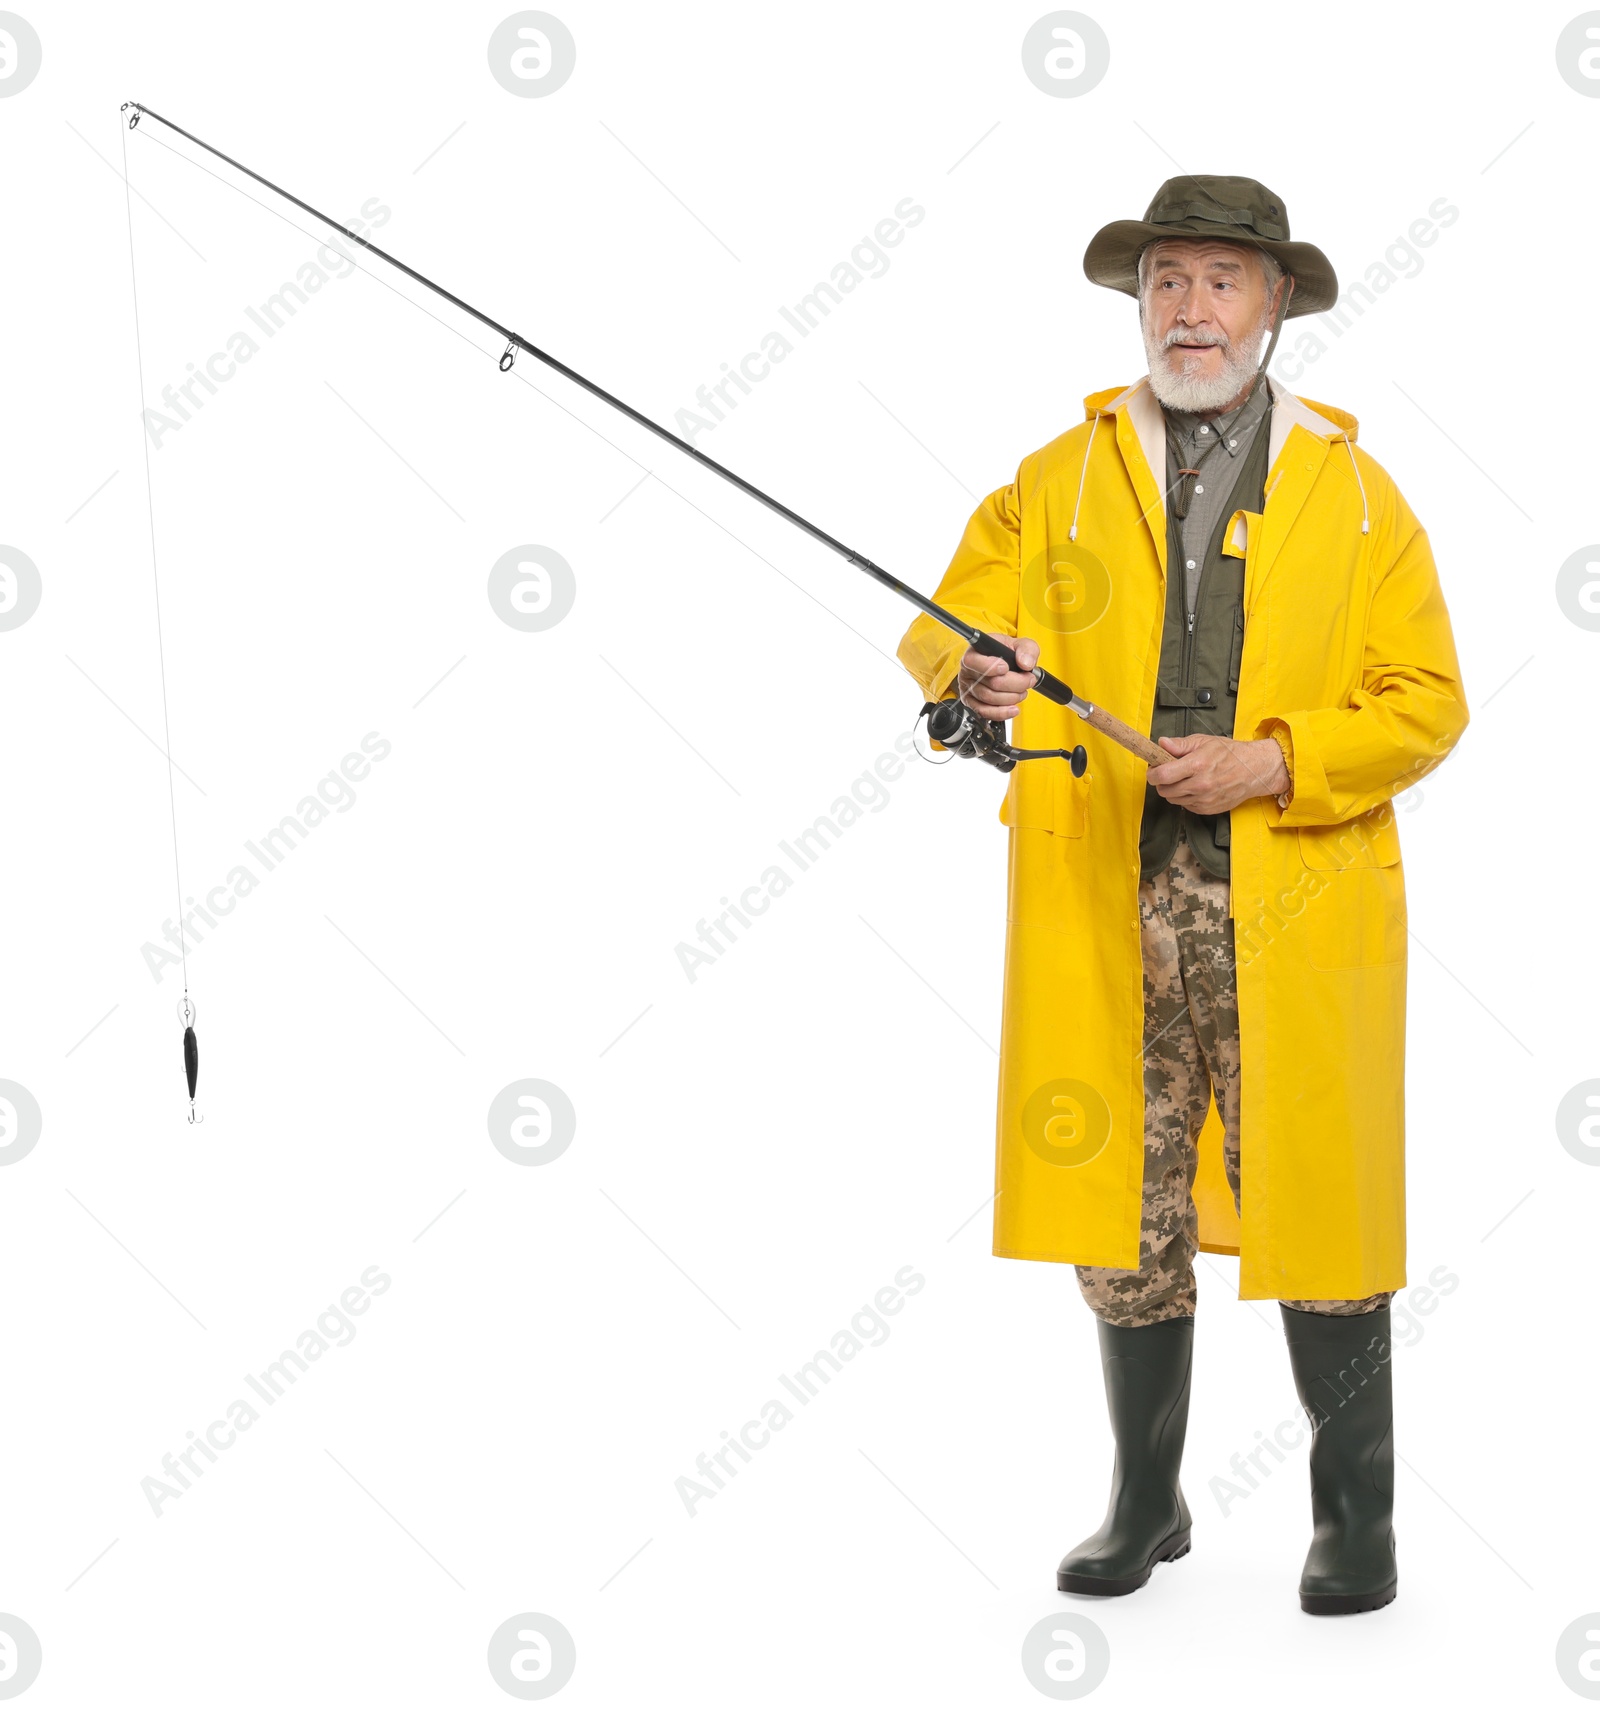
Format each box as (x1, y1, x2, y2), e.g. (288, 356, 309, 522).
(1183, 574, 1203, 678)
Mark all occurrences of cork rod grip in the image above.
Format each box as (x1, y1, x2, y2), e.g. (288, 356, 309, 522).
(1078, 702, 1167, 767)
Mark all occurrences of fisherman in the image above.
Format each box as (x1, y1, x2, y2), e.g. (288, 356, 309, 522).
(896, 177, 1468, 1614)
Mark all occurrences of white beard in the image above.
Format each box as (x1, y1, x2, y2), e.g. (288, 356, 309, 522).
(1143, 314, 1269, 414)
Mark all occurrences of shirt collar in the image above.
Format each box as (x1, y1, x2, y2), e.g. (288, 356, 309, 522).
(1164, 376, 1272, 457)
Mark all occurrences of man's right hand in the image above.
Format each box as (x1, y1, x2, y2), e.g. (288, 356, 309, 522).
(956, 633, 1040, 722)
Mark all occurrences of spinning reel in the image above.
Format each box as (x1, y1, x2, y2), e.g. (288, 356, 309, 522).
(921, 698, 1088, 776)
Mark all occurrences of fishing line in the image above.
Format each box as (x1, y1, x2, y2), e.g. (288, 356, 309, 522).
(121, 113, 201, 1124)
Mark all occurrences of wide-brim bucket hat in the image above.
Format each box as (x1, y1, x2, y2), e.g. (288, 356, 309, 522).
(1083, 175, 1338, 318)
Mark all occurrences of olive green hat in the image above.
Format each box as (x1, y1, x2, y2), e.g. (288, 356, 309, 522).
(1083, 175, 1338, 318)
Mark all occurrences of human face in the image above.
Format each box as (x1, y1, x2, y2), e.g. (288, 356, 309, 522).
(1140, 240, 1283, 414)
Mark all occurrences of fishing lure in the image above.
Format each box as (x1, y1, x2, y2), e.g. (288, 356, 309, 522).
(181, 998, 199, 1124)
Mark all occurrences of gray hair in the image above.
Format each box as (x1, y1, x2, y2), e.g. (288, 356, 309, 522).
(1136, 241, 1283, 305)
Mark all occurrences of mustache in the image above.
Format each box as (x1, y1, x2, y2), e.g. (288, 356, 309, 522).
(1162, 327, 1230, 350)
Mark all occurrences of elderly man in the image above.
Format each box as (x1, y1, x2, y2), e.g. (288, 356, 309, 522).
(896, 177, 1467, 1614)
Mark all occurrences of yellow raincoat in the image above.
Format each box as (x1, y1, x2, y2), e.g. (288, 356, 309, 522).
(897, 377, 1468, 1300)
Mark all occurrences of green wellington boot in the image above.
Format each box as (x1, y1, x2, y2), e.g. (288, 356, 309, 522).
(1280, 1303, 1397, 1615)
(1057, 1315, 1194, 1596)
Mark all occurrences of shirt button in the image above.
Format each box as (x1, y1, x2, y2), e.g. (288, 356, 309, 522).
(1186, 559, 1196, 569)
(1199, 426, 1210, 434)
(1195, 483, 1204, 494)
(1228, 438, 1237, 448)
(1197, 687, 1214, 706)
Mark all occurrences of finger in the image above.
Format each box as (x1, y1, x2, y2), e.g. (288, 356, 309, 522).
(1013, 636, 1041, 671)
(1148, 757, 1199, 786)
(1169, 775, 1223, 807)
(963, 670, 1035, 700)
(967, 691, 1025, 719)
(961, 651, 1032, 689)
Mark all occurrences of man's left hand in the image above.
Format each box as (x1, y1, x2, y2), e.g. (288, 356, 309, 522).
(1147, 734, 1287, 814)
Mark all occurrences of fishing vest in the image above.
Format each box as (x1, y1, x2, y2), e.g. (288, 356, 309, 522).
(1139, 409, 1273, 881)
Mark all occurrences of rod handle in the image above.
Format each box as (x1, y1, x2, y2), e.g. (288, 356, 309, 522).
(1076, 702, 1167, 767)
(1030, 666, 1074, 706)
(966, 635, 1078, 708)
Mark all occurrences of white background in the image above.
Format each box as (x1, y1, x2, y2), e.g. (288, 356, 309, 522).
(2, 1, 1595, 1706)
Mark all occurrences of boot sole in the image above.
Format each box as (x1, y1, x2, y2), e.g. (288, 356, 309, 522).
(1300, 1580, 1397, 1616)
(1057, 1531, 1191, 1597)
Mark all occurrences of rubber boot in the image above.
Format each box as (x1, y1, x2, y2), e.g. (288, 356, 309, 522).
(1280, 1303, 1397, 1615)
(1057, 1315, 1193, 1595)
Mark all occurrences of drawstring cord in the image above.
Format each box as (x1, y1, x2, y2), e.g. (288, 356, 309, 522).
(1343, 436, 1370, 534)
(1068, 411, 1100, 541)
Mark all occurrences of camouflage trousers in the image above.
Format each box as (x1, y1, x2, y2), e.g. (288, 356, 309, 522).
(1076, 830, 1393, 1329)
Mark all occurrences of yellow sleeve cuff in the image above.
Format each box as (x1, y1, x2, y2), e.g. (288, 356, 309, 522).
(1267, 725, 1294, 808)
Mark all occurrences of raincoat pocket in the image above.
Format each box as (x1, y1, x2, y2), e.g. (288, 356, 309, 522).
(1000, 761, 1088, 837)
(1003, 765, 1091, 931)
(1296, 805, 1404, 968)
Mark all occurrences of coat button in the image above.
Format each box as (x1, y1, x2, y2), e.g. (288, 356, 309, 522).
(1197, 686, 1214, 705)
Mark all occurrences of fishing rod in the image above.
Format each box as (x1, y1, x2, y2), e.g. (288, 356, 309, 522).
(118, 99, 1165, 1114)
